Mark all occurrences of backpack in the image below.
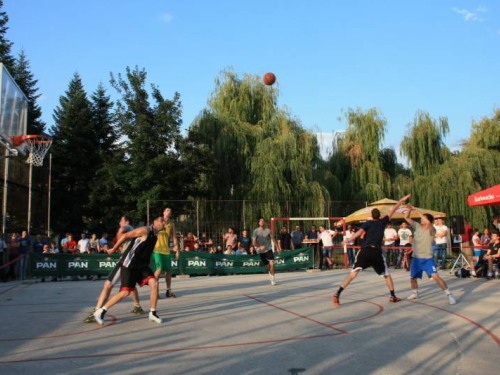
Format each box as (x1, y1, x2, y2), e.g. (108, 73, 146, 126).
(455, 268, 471, 278)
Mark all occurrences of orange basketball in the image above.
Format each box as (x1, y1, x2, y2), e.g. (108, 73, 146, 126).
(263, 72, 276, 86)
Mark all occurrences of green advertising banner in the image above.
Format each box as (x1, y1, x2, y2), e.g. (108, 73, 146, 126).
(30, 247, 313, 277)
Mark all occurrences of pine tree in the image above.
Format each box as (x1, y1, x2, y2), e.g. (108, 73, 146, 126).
(14, 50, 46, 134)
(90, 83, 117, 158)
(0, 0, 15, 72)
(50, 73, 95, 232)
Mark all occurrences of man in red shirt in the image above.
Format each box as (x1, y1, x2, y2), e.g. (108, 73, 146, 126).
(64, 234, 78, 254)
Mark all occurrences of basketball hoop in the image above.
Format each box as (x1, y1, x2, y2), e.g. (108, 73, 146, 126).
(11, 135, 53, 167)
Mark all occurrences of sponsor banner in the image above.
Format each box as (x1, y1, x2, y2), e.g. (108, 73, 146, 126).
(181, 247, 313, 275)
(31, 248, 313, 276)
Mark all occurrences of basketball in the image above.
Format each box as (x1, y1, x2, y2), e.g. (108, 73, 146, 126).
(263, 72, 276, 86)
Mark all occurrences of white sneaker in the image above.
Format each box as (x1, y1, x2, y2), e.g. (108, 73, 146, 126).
(407, 292, 419, 300)
(448, 294, 457, 305)
(94, 308, 105, 325)
(149, 311, 163, 324)
(270, 277, 277, 286)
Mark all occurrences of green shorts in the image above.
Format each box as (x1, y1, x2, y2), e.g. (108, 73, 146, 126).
(152, 253, 172, 272)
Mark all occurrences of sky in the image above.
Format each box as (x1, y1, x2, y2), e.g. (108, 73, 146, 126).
(4, 0, 500, 161)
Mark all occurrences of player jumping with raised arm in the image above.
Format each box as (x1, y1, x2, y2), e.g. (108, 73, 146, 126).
(333, 194, 411, 306)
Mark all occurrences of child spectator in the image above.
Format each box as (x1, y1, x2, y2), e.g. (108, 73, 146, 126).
(235, 244, 248, 255)
(224, 245, 235, 255)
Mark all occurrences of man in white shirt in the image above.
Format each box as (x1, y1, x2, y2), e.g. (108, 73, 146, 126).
(434, 217, 448, 270)
(319, 225, 337, 269)
(397, 222, 412, 268)
(383, 223, 398, 266)
(345, 225, 355, 267)
(77, 233, 90, 254)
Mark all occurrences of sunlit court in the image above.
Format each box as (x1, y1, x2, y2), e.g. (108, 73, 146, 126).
(1, 270, 500, 374)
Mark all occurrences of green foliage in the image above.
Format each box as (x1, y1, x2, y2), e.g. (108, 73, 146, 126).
(0, 1, 15, 72)
(188, 70, 329, 222)
(13, 50, 46, 134)
(400, 110, 449, 176)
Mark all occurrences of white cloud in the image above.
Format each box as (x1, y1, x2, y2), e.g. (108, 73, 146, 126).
(452, 7, 486, 22)
(160, 13, 173, 23)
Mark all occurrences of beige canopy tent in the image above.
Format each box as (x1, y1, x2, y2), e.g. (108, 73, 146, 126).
(344, 198, 446, 223)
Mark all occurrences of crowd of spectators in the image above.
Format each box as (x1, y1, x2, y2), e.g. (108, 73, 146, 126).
(1, 215, 499, 282)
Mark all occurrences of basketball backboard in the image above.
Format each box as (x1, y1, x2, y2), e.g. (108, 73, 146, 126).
(0, 63, 28, 156)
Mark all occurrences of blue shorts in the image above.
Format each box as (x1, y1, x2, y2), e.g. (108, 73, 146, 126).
(410, 258, 437, 279)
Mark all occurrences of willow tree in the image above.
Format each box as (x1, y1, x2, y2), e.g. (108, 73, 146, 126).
(400, 110, 450, 176)
(400, 109, 500, 229)
(188, 70, 329, 224)
(341, 108, 393, 201)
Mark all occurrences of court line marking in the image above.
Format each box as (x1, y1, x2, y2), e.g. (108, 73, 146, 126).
(0, 333, 343, 365)
(244, 294, 347, 334)
(0, 313, 117, 342)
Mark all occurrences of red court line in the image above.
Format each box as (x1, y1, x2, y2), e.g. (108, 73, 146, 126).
(244, 294, 347, 334)
(0, 284, 20, 296)
(0, 332, 343, 365)
(329, 297, 384, 325)
(412, 301, 500, 350)
(0, 313, 117, 342)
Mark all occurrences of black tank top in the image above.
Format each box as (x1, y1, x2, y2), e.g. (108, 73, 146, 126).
(124, 226, 158, 269)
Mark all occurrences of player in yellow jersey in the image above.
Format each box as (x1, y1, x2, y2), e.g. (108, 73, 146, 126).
(153, 208, 179, 298)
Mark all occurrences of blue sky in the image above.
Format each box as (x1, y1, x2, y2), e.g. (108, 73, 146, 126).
(4, 0, 500, 160)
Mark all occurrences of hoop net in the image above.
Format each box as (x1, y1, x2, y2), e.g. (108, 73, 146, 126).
(12, 135, 53, 167)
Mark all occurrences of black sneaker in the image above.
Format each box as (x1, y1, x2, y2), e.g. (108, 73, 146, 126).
(130, 306, 144, 315)
(84, 309, 96, 323)
(166, 289, 176, 298)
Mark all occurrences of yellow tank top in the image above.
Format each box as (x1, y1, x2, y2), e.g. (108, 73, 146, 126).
(154, 220, 172, 255)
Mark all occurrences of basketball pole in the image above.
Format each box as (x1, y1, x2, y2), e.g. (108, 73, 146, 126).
(2, 148, 9, 234)
(47, 153, 52, 238)
(27, 157, 33, 235)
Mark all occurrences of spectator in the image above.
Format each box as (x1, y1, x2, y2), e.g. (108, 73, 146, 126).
(397, 222, 412, 269)
(433, 217, 448, 270)
(224, 245, 235, 255)
(216, 245, 223, 254)
(184, 232, 197, 251)
(291, 225, 304, 249)
(193, 242, 203, 253)
(61, 233, 70, 248)
(383, 222, 398, 265)
(481, 228, 491, 247)
(198, 231, 213, 252)
(77, 233, 90, 254)
(49, 241, 59, 254)
(0, 234, 7, 281)
(248, 246, 257, 256)
(223, 227, 238, 251)
(235, 244, 248, 255)
(6, 233, 19, 280)
(183, 245, 191, 252)
(493, 217, 500, 231)
(33, 234, 46, 254)
(65, 235, 78, 254)
(318, 225, 336, 269)
(345, 225, 356, 267)
(208, 246, 217, 254)
(101, 243, 110, 254)
(18, 231, 31, 280)
(99, 233, 108, 248)
(484, 230, 500, 279)
(305, 225, 318, 240)
(238, 229, 252, 253)
(278, 227, 292, 252)
(89, 233, 100, 253)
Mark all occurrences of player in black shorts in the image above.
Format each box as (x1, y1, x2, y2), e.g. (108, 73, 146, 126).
(93, 217, 165, 325)
(253, 218, 282, 285)
(333, 194, 411, 306)
(84, 216, 144, 323)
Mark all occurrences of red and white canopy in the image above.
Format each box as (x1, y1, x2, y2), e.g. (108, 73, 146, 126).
(467, 184, 500, 206)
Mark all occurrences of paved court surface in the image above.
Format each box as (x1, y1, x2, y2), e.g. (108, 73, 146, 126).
(0, 270, 499, 374)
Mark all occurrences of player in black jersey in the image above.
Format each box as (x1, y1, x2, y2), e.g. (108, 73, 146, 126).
(84, 216, 144, 323)
(94, 217, 165, 325)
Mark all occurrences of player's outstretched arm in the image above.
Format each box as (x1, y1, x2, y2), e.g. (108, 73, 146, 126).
(107, 227, 149, 254)
(387, 194, 411, 220)
(404, 204, 416, 226)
